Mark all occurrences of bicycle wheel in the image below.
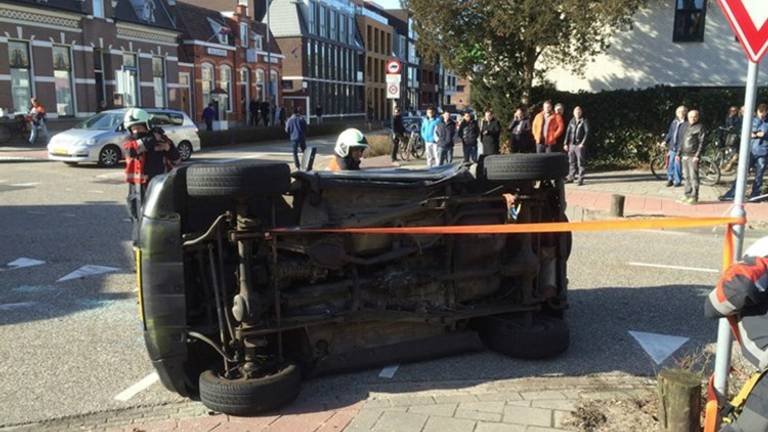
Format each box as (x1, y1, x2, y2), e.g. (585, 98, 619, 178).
(0, 125, 11, 144)
(699, 157, 721, 186)
(399, 137, 412, 161)
(650, 152, 666, 180)
(412, 138, 425, 159)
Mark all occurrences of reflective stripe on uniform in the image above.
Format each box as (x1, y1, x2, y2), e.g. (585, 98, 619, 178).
(709, 289, 739, 316)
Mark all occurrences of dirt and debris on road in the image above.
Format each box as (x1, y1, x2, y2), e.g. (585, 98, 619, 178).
(566, 396, 658, 432)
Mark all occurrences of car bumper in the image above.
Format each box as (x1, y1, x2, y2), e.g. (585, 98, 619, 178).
(47, 152, 93, 162)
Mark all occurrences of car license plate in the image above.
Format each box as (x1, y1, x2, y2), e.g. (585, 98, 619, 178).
(52, 146, 69, 156)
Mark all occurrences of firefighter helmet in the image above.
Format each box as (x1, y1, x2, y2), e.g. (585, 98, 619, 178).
(123, 108, 151, 131)
(334, 128, 368, 158)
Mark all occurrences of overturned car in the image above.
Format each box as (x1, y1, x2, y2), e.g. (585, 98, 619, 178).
(137, 153, 572, 415)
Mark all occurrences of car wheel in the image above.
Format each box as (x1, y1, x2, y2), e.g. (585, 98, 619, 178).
(478, 313, 569, 359)
(186, 161, 291, 197)
(483, 154, 568, 181)
(178, 141, 193, 161)
(98, 144, 122, 168)
(64, 162, 78, 167)
(199, 362, 302, 416)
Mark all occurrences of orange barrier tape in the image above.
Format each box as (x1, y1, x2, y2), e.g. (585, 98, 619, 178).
(271, 216, 745, 235)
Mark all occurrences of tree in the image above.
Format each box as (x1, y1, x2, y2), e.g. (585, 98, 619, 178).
(406, 0, 646, 115)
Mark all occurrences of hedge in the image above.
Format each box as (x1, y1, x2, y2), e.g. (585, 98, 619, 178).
(199, 121, 367, 148)
(528, 85, 768, 170)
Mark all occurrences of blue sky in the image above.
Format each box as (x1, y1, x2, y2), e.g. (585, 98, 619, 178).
(373, 0, 402, 10)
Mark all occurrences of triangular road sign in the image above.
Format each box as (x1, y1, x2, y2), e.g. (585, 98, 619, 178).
(629, 330, 690, 365)
(718, 0, 768, 63)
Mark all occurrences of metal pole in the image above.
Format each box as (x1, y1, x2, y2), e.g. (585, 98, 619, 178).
(713, 59, 760, 402)
(266, 0, 271, 107)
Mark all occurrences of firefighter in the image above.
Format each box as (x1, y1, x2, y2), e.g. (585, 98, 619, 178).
(327, 128, 369, 171)
(705, 249, 768, 432)
(123, 108, 180, 242)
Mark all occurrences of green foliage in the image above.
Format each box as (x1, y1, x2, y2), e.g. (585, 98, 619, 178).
(531, 85, 766, 169)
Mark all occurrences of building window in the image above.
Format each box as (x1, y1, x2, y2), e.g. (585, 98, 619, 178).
(255, 69, 265, 101)
(220, 65, 232, 111)
(673, 0, 706, 42)
(339, 15, 346, 45)
(152, 57, 166, 108)
(239, 67, 249, 113)
(52, 45, 74, 116)
(94, 48, 105, 111)
(201, 63, 214, 106)
(240, 22, 249, 48)
(307, 2, 315, 34)
(93, 0, 104, 18)
(319, 6, 326, 38)
(254, 35, 263, 50)
(348, 16, 354, 44)
(8, 41, 31, 114)
(120, 53, 139, 107)
(330, 10, 336, 41)
(269, 69, 278, 102)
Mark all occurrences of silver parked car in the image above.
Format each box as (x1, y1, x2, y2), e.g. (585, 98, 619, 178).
(47, 108, 201, 167)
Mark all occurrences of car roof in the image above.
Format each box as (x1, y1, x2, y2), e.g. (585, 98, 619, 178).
(101, 108, 187, 115)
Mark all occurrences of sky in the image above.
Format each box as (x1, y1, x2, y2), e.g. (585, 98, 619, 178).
(372, 0, 402, 10)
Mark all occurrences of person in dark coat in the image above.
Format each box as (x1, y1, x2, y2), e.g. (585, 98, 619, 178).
(285, 107, 308, 169)
(202, 102, 216, 132)
(391, 106, 406, 164)
(434, 110, 457, 165)
(564, 106, 590, 186)
(678, 109, 705, 204)
(249, 99, 259, 127)
(508, 107, 533, 153)
(457, 111, 480, 163)
(721, 104, 768, 201)
(261, 101, 270, 127)
(479, 109, 501, 156)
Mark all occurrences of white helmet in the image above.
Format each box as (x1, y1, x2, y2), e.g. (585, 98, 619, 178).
(335, 128, 368, 158)
(123, 108, 151, 131)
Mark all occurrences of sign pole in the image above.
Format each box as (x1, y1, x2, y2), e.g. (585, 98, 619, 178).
(713, 58, 760, 407)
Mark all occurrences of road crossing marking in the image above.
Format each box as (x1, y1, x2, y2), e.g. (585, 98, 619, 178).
(114, 372, 159, 402)
(0, 302, 36, 311)
(626, 262, 719, 274)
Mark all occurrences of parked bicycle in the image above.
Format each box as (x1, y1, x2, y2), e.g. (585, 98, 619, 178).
(399, 129, 425, 161)
(706, 126, 739, 177)
(0, 114, 30, 145)
(650, 138, 720, 186)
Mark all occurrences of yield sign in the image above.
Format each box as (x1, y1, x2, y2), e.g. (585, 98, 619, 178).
(718, 0, 768, 62)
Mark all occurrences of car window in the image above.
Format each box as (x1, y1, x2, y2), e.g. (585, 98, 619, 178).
(77, 113, 123, 130)
(168, 113, 184, 126)
(149, 113, 172, 127)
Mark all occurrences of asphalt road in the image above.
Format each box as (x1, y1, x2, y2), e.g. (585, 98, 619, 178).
(0, 143, 763, 427)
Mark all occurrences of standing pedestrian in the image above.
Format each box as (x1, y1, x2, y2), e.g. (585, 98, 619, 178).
(479, 109, 501, 156)
(678, 109, 705, 204)
(532, 101, 565, 153)
(285, 107, 308, 170)
(720, 103, 768, 201)
(663, 105, 688, 187)
(564, 106, 590, 185)
(554, 103, 566, 152)
(27, 97, 47, 145)
(435, 110, 457, 165)
(202, 102, 216, 131)
(123, 108, 180, 243)
(391, 106, 406, 165)
(420, 107, 440, 168)
(315, 104, 323, 125)
(507, 107, 533, 153)
(261, 101, 270, 127)
(458, 111, 479, 163)
(249, 99, 259, 127)
(278, 105, 286, 128)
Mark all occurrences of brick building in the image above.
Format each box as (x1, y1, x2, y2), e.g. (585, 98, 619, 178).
(356, 1, 391, 122)
(0, 0, 182, 124)
(175, 1, 283, 126)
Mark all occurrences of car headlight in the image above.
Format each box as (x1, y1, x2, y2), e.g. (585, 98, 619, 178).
(84, 138, 96, 146)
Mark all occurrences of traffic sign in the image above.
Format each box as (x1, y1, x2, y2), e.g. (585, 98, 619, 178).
(386, 60, 401, 75)
(385, 74, 401, 84)
(718, 0, 768, 62)
(386, 83, 400, 99)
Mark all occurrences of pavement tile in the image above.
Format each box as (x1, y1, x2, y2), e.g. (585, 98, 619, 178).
(407, 403, 457, 417)
(502, 406, 552, 427)
(433, 394, 479, 404)
(213, 421, 266, 432)
(421, 416, 476, 432)
(175, 415, 224, 432)
(226, 414, 281, 428)
(263, 411, 336, 432)
(475, 392, 523, 402)
(526, 427, 572, 432)
(531, 400, 576, 411)
(344, 408, 385, 432)
(552, 410, 572, 428)
(126, 419, 179, 432)
(388, 396, 436, 407)
(520, 390, 566, 401)
(453, 409, 503, 422)
(457, 401, 505, 414)
(370, 411, 428, 432)
(315, 410, 358, 432)
(506, 401, 532, 407)
(474, 422, 526, 432)
(361, 399, 392, 408)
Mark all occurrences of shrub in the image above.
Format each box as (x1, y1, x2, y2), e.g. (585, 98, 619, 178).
(199, 121, 367, 148)
(365, 132, 392, 157)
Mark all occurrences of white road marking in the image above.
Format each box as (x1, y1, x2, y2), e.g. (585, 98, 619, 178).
(57, 265, 120, 282)
(6, 257, 46, 269)
(379, 365, 399, 379)
(629, 330, 689, 365)
(114, 372, 159, 401)
(88, 190, 105, 194)
(626, 262, 719, 274)
(0, 302, 36, 311)
(9, 182, 39, 187)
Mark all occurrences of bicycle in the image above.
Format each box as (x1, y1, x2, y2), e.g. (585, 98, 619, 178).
(399, 129, 425, 161)
(650, 139, 721, 186)
(707, 126, 739, 177)
(0, 114, 30, 145)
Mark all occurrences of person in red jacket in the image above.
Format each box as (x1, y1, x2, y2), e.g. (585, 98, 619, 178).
(123, 108, 180, 243)
(531, 100, 565, 153)
(705, 254, 768, 431)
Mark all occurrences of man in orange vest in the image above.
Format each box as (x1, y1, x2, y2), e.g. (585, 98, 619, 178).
(123, 108, 180, 242)
(532, 100, 565, 153)
(327, 128, 368, 171)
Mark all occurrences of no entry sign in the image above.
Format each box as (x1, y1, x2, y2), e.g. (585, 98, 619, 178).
(718, 0, 768, 63)
(386, 60, 401, 75)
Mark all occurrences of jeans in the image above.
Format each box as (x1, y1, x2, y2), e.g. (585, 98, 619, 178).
(425, 142, 438, 167)
(437, 146, 452, 165)
(568, 145, 586, 180)
(723, 154, 768, 199)
(681, 156, 699, 200)
(29, 124, 47, 145)
(536, 144, 553, 153)
(463, 145, 477, 163)
(667, 150, 682, 185)
(292, 139, 306, 169)
(205, 120, 213, 131)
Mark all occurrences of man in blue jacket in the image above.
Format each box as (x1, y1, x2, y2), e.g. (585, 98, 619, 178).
(720, 104, 768, 201)
(664, 105, 687, 187)
(420, 107, 440, 168)
(434, 110, 457, 165)
(285, 107, 308, 170)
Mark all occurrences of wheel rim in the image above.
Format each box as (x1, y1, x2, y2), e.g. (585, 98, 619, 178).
(179, 143, 192, 160)
(101, 147, 119, 166)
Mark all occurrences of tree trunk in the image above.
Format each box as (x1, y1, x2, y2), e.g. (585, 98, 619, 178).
(657, 368, 702, 432)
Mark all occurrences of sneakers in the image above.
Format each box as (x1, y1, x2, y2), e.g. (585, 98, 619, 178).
(718, 195, 734, 202)
(666, 180, 673, 187)
(565, 176, 574, 183)
(577, 178, 584, 186)
(678, 196, 698, 205)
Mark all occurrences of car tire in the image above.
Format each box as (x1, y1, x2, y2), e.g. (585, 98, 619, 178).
(98, 144, 122, 168)
(64, 162, 78, 167)
(186, 161, 291, 198)
(178, 141, 193, 161)
(483, 154, 569, 181)
(479, 313, 569, 359)
(198, 362, 302, 416)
